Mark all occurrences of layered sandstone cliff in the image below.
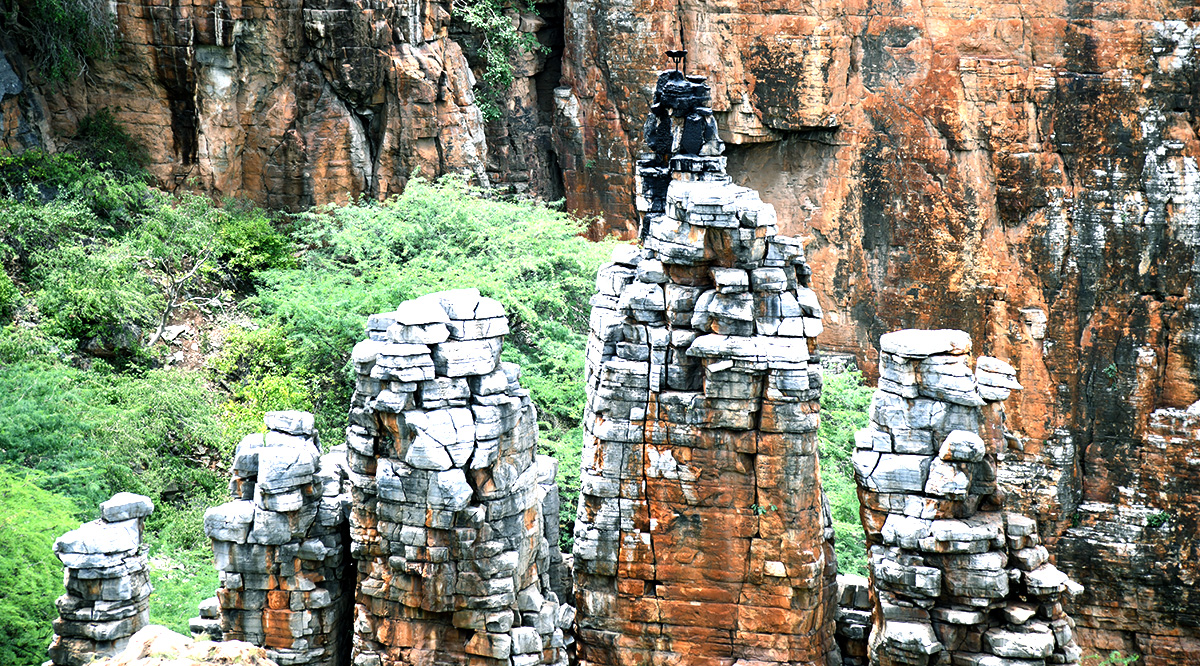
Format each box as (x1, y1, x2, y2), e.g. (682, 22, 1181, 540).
(554, 0, 1200, 659)
(0, 0, 564, 207)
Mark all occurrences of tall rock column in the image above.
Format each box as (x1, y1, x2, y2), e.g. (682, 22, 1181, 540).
(346, 289, 573, 666)
(573, 69, 839, 666)
(48, 493, 155, 666)
(852, 329, 1083, 665)
(202, 411, 353, 666)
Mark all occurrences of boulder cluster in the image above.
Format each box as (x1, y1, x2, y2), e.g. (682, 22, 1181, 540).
(346, 289, 573, 666)
(201, 411, 353, 665)
(48, 493, 155, 666)
(573, 68, 838, 666)
(852, 330, 1083, 665)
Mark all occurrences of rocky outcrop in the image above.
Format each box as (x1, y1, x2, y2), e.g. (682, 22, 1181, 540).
(555, 0, 1200, 656)
(852, 329, 1082, 665)
(202, 411, 353, 666)
(0, 0, 565, 208)
(49, 493, 155, 666)
(92, 625, 278, 666)
(573, 69, 838, 666)
(835, 575, 871, 666)
(346, 289, 573, 666)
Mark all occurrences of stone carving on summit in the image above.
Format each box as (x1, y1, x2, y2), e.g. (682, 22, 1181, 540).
(853, 329, 1083, 665)
(573, 65, 840, 666)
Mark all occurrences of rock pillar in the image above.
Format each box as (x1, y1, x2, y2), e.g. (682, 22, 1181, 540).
(573, 69, 839, 666)
(345, 289, 573, 666)
(852, 329, 1083, 665)
(48, 492, 155, 666)
(203, 411, 353, 666)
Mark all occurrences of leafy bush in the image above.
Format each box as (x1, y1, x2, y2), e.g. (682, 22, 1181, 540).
(0, 151, 148, 224)
(818, 369, 874, 576)
(0, 468, 80, 666)
(32, 242, 160, 342)
(254, 175, 614, 447)
(0, 363, 231, 519)
(147, 546, 219, 634)
(0, 267, 17, 318)
(452, 0, 546, 121)
(71, 109, 150, 175)
(0, 0, 115, 81)
(215, 204, 295, 282)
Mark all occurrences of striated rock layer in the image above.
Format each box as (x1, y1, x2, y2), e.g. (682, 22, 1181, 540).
(554, 0, 1200, 656)
(573, 69, 839, 666)
(0, 0, 565, 208)
(49, 493, 156, 666)
(346, 289, 573, 666)
(853, 329, 1082, 665)
(203, 411, 353, 666)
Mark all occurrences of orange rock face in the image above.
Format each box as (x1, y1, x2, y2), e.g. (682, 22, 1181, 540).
(0, 0, 565, 208)
(555, 0, 1200, 658)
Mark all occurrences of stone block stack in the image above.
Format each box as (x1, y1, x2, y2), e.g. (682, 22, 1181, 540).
(573, 68, 839, 666)
(345, 289, 573, 666)
(835, 574, 871, 665)
(48, 493, 155, 666)
(851, 329, 1083, 665)
(203, 411, 353, 666)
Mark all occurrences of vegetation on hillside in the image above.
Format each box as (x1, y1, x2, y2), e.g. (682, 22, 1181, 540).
(818, 369, 873, 577)
(0, 123, 877, 660)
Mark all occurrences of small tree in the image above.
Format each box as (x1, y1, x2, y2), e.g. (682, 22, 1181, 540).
(130, 193, 224, 346)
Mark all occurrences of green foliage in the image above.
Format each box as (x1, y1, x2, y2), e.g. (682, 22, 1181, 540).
(215, 204, 296, 283)
(0, 468, 80, 666)
(255, 175, 614, 446)
(1085, 651, 1139, 666)
(32, 242, 160, 341)
(452, 0, 546, 121)
(818, 369, 874, 576)
(0, 0, 115, 81)
(540, 426, 581, 551)
(147, 546, 220, 635)
(0, 151, 149, 228)
(1147, 511, 1170, 528)
(0, 362, 231, 518)
(0, 266, 17, 318)
(71, 109, 150, 175)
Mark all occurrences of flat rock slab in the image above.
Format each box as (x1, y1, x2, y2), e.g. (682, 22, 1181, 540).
(881, 329, 972, 358)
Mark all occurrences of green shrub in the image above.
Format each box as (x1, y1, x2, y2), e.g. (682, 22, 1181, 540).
(216, 205, 295, 282)
(0, 267, 17, 318)
(0, 468, 80, 666)
(818, 369, 874, 576)
(71, 109, 150, 175)
(0, 323, 71, 364)
(0, 0, 115, 81)
(32, 242, 160, 342)
(255, 175, 614, 447)
(0, 151, 148, 224)
(452, 0, 546, 121)
(147, 546, 219, 635)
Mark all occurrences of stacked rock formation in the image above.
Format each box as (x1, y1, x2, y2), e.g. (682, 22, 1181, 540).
(852, 329, 1082, 665)
(346, 289, 573, 666)
(48, 493, 155, 666)
(573, 68, 838, 666)
(834, 575, 871, 665)
(202, 411, 353, 666)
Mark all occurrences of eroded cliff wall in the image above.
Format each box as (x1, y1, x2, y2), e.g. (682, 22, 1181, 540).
(0, 0, 566, 207)
(554, 0, 1200, 659)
